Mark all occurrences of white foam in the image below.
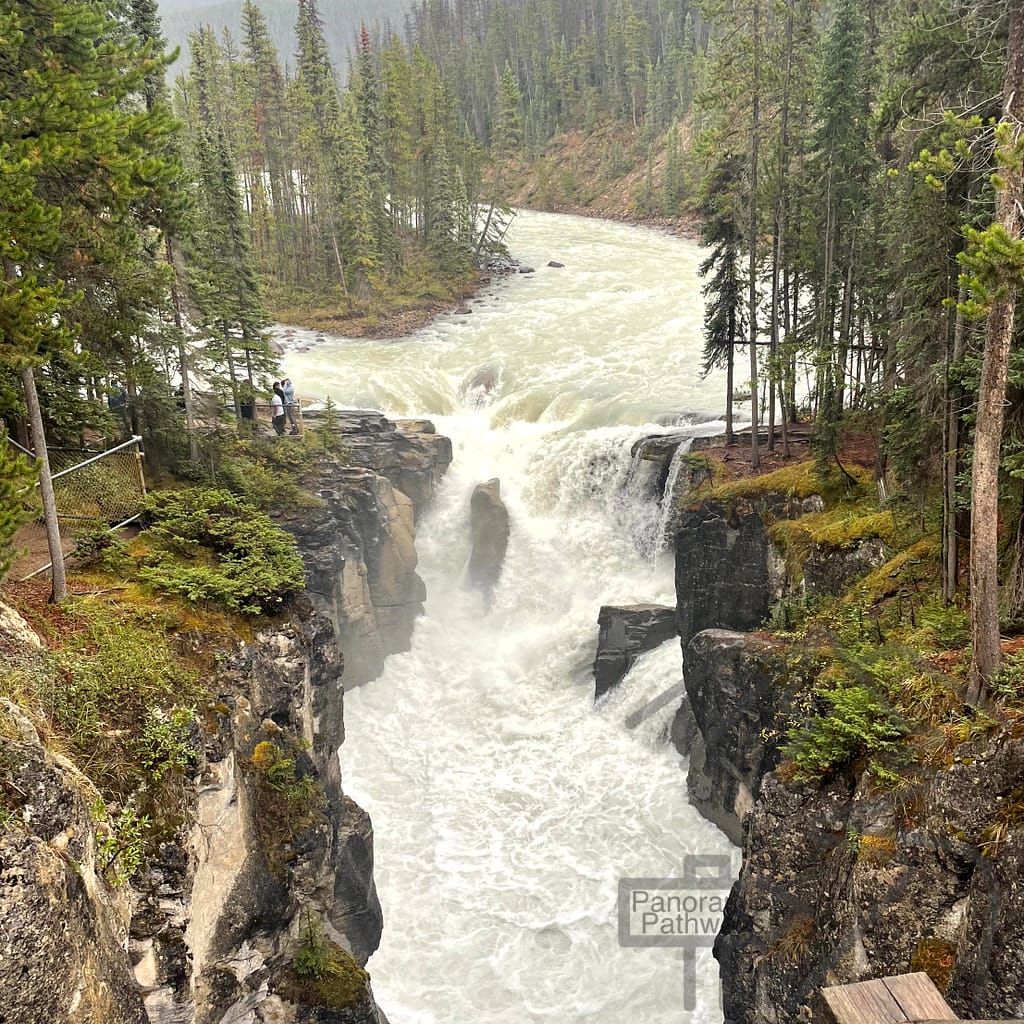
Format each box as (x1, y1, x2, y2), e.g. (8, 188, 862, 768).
(308, 212, 738, 1024)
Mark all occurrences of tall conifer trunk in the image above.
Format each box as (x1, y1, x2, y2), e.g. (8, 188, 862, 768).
(771, 2, 795, 457)
(747, 0, 761, 468)
(21, 368, 66, 604)
(968, 5, 1024, 702)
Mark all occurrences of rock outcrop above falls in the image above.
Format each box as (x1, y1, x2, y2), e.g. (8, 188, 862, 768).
(594, 604, 677, 698)
(303, 409, 452, 520)
(283, 414, 452, 688)
(675, 629, 791, 844)
(675, 493, 823, 643)
(672, 473, 1024, 1024)
(468, 478, 510, 599)
(0, 415, 452, 1024)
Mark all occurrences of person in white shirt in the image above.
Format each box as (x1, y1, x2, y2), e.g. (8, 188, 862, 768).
(270, 382, 286, 436)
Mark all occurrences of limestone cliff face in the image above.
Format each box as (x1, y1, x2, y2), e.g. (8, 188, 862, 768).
(675, 494, 821, 644)
(678, 626, 1024, 1024)
(0, 713, 146, 1024)
(176, 604, 386, 1024)
(672, 493, 1024, 1024)
(0, 416, 451, 1024)
(675, 630, 792, 846)
(288, 412, 451, 688)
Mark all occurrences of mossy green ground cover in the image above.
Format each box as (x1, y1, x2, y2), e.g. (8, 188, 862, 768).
(688, 456, 1006, 792)
(0, 485, 309, 885)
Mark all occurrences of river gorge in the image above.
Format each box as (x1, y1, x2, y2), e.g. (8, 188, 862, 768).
(282, 211, 738, 1024)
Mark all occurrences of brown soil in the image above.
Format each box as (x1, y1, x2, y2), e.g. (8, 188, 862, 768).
(498, 120, 700, 239)
(697, 426, 878, 486)
(0, 576, 97, 647)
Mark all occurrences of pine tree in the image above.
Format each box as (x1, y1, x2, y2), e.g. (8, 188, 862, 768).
(0, 0, 179, 598)
(494, 62, 524, 154)
(183, 27, 272, 415)
(0, 433, 36, 582)
(806, 0, 873, 465)
(698, 152, 745, 445)
(354, 25, 396, 266)
(663, 121, 684, 215)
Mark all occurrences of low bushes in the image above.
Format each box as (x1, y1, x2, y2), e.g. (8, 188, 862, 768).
(137, 488, 305, 615)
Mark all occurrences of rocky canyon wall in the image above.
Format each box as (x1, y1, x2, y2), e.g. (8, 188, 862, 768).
(672, 476, 1024, 1024)
(0, 415, 451, 1024)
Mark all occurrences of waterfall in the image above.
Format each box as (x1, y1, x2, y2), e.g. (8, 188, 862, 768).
(283, 211, 735, 1024)
(656, 437, 694, 552)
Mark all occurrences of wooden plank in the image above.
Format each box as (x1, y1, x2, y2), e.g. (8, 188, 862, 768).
(883, 973, 957, 1023)
(822, 979, 908, 1024)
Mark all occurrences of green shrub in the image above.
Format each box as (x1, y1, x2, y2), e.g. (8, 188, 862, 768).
(94, 801, 150, 885)
(280, 912, 370, 1011)
(137, 489, 305, 615)
(784, 679, 908, 781)
(138, 706, 196, 782)
(990, 649, 1024, 704)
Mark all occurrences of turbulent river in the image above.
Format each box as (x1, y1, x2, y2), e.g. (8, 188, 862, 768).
(282, 211, 738, 1024)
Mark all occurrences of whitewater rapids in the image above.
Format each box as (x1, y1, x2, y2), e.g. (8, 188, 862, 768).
(283, 210, 738, 1024)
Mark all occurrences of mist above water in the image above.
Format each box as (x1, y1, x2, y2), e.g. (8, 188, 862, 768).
(283, 211, 737, 1024)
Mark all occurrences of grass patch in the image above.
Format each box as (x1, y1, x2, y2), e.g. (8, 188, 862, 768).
(705, 460, 873, 507)
(766, 913, 817, 963)
(13, 602, 202, 791)
(855, 537, 942, 603)
(0, 594, 214, 878)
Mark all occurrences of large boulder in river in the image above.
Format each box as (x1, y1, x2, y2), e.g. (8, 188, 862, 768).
(594, 604, 677, 699)
(468, 479, 510, 598)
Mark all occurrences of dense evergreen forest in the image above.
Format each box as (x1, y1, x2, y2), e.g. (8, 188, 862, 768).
(404, 0, 1019, 696)
(2, 0, 1024, 699)
(0, 0, 490, 465)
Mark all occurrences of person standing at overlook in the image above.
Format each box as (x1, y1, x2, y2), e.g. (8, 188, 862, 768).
(282, 377, 300, 435)
(270, 382, 286, 436)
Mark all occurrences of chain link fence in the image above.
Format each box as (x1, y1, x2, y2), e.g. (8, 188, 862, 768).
(8, 436, 147, 580)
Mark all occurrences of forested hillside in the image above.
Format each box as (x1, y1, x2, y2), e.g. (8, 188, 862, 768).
(158, 0, 410, 70)
(0, 0, 492, 544)
(408, 0, 1021, 693)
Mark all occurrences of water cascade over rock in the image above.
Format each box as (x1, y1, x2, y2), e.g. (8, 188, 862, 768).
(593, 604, 677, 698)
(283, 211, 739, 1024)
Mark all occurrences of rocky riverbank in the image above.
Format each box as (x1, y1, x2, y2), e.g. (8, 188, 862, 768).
(669, 455, 1024, 1023)
(0, 414, 452, 1024)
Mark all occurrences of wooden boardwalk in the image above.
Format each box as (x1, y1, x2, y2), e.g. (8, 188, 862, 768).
(821, 971, 1021, 1024)
(821, 973, 956, 1024)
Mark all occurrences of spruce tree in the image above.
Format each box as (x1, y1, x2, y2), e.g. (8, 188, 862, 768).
(0, 0, 178, 598)
(698, 153, 745, 445)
